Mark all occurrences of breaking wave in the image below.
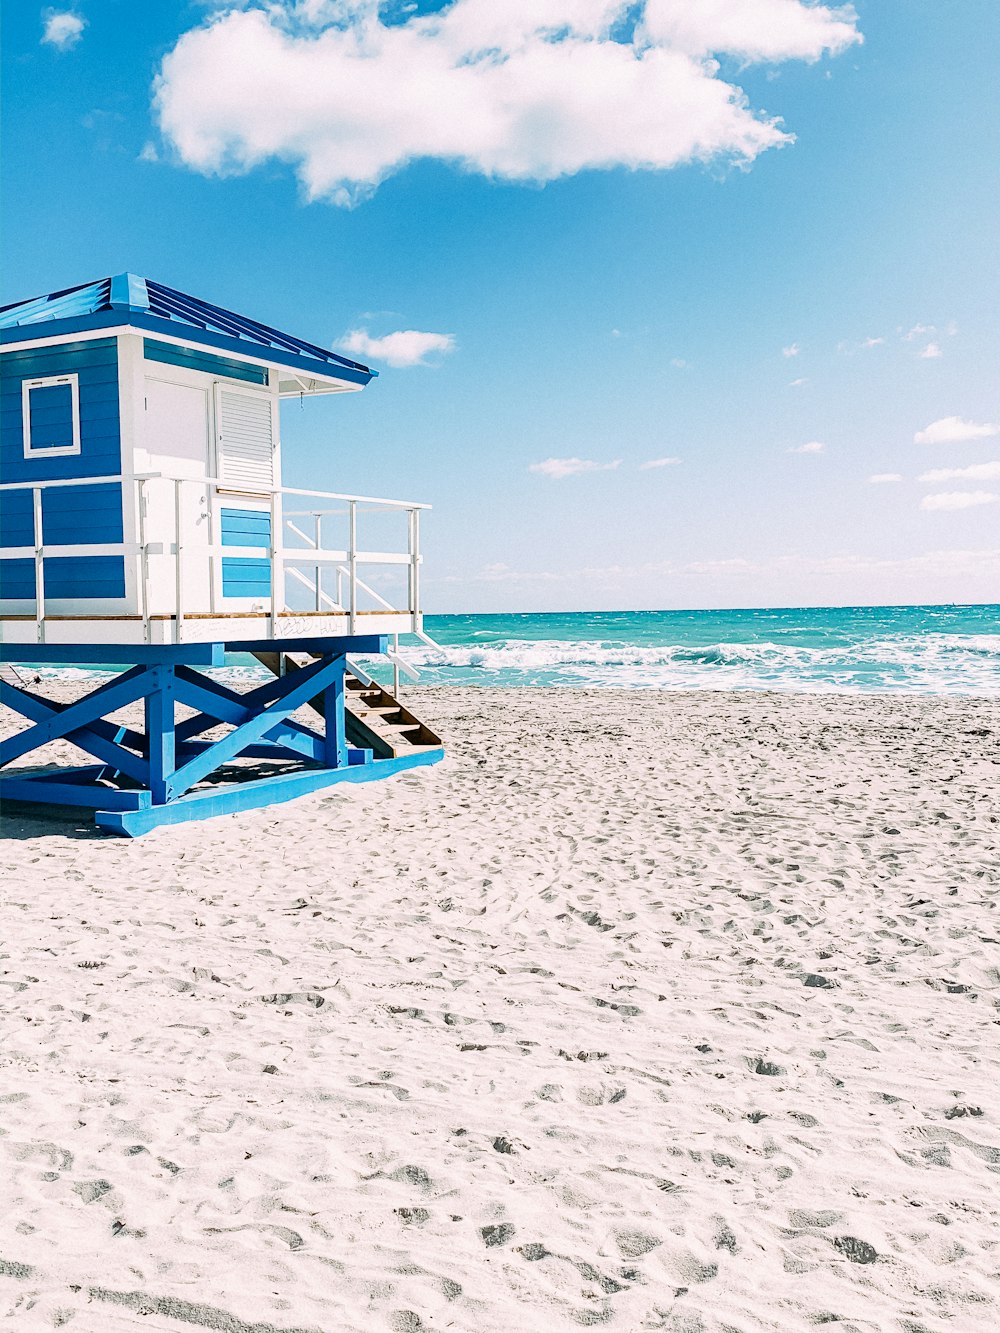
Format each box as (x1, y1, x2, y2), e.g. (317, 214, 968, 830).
(402, 632, 1000, 693)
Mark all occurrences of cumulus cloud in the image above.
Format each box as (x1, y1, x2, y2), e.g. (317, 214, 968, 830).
(529, 457, 622, 479)
(914, 416, 1000, 445)
(788, 440, 825, 454)
(152, 0, 861, 205)
(920, 490, 998, 512)
(339, 328, 455, 368)
(642, 0, 861, 62)
(919, 461, 1000, 484)
(639, 456, 682, 469)
(861, 336, 885, 348)
(781, 342, 801, 358)
(868, 472, 902, 483)
(41, 9, 85, 50)
(919, 341, 942, 359)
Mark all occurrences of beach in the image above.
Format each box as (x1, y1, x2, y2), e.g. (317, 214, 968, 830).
(1, 684, 998, 1333)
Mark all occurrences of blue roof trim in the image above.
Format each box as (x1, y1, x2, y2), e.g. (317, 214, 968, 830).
(0, 272, 374, 383)
(0, 310, 374, 386)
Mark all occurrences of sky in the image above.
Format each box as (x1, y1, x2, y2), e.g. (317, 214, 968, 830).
(3, 0, 999, 613)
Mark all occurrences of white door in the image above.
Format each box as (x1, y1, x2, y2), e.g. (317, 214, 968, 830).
(144, 377, 210, 478)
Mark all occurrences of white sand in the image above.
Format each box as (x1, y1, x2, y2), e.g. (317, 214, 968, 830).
(1, 685, 998, 1333)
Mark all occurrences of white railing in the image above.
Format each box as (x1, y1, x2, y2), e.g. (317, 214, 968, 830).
(0, 472, 432, 671)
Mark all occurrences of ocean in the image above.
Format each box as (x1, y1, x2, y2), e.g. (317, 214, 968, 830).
(16, 604, 1000, 695)
(403, 604, 1000, 694)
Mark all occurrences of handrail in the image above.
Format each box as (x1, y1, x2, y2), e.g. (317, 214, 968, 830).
(3, 469, 430, 654)
(0, 471, 432, 510)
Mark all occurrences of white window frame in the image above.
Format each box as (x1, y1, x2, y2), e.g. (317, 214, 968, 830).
(22, 373, 82, 459)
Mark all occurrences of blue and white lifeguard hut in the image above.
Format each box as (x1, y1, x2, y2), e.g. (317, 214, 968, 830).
(0, 273, 443, 834)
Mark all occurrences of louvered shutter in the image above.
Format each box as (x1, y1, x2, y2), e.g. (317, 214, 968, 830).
(215, 385, 275, 492)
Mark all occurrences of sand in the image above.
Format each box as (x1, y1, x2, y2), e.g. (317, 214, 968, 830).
(0, 684, 998, 1333)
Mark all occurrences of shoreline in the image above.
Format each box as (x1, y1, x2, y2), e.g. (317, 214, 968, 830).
(0, 686, 998, 1330)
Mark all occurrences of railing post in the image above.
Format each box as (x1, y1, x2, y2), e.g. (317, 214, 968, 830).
(348, 499, 357, 634)
(411, 507, 421, 631)
(269, 488, 281, 639)
(174, 478, 184, 644)
(32, 486, 44, 644)
(393, 631, 400, 698)
(137, 478, 150, 643)
(314, 511, 322, 612)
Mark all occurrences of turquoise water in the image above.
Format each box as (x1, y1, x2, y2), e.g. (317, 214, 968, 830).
(22, 604, 1000, 695)
(400, 604, 1000, 694)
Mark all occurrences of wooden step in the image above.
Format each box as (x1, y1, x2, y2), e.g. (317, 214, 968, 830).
(250, 652, 442, 759)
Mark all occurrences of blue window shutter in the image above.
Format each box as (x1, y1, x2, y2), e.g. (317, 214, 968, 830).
(28, 382, 75, 450)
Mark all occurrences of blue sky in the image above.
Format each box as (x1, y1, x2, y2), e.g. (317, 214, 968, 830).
(3, 1, 999, 611)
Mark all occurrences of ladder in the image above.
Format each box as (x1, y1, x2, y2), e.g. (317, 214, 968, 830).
(251, 652, 442, 759)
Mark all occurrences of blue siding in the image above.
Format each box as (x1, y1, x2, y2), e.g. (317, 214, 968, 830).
(144, 338, 268, 386)
(0, 338, 120, 484)
(0, 555, 125, 600)
(0, 483, 124, 548)
(222, 558, 271, 598)
(220, 507, 271, 547)
(221, 508, 271, 597)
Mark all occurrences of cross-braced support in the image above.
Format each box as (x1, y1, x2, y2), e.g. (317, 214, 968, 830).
(0, 638, 442, 835)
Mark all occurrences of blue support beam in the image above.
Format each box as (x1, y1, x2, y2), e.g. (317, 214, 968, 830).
(144, 665, 176, 805)
(94, 749, 438, 837)
(0, 640, 443, 836)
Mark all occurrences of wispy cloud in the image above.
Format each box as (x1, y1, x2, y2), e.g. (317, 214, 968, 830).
(919, 461, 1000, 483)
(861, 336, 885, 348)
(914, 416, 1000, 445)
(788, 440, 825, 454)
(903, 322, 935, 341)
(919, 341, 942, 359)
(788, 377, 807, 387)
(869, 472, 902, 483)
(920, 490, 998, 512)
(529, 457, 622, 480)
(669, 357, 688, 369)
(782, 343, 801, 358)
(153, 1, 860, 205)
(41, 9, 85, 50)
(339, 328, 455, 368)
(639, 457, 682, 470)
(434, 548, 1000, 589)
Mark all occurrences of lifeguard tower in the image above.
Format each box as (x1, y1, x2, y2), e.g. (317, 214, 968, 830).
(0, 273, 443, 835)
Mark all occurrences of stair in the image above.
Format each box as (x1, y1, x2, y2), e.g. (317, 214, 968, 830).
(251, 651, 442, 760)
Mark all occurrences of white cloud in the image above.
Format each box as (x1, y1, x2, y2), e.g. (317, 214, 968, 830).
(642, 0, 861, 62)
(639, 456, 682, 470)
(41, 10, 85, 50)
(919, 341, 942, 359)
(339, 328, 455, 368)
(529, 457, 622, 480)
(868, 472, 902, 483)
(919, 461, 1000, 484)
(669, 357, 688, 369)
(914, 416, 1000, 445)
(138, 141, 159, 164)
(788, 440, 825, 454)
(782, 342, 801, 358)
(904, 322, 935, 341)
(788, 376, 807, 387)
(920, 490, 998, 512)
(860, 336, 884, 348)
(153, 1, 860, 205)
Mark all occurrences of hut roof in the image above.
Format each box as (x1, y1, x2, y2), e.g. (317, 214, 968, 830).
(0, 273, 374, 389)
